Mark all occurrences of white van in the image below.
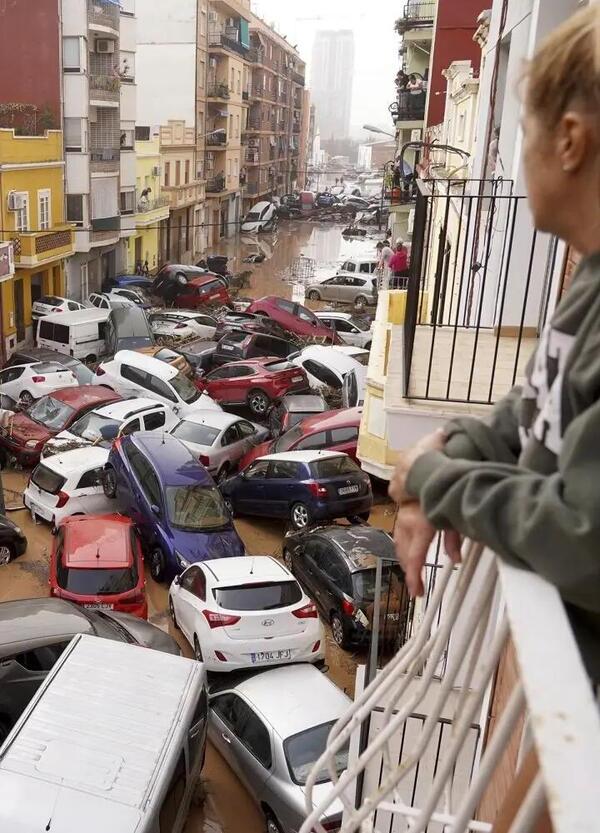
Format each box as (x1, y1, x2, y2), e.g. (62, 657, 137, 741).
(37, 308, 111, 363)
(0, 633, 207, 833)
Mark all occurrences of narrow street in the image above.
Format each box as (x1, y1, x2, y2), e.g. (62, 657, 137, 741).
(0, 222, 394, 833)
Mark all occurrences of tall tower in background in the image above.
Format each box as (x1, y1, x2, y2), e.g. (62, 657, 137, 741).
(310, 30, 354, 142)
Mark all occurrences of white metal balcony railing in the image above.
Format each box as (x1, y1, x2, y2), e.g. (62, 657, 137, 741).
(299, 541, 600, 833)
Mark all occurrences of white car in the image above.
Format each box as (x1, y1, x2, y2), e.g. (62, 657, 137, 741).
(0, 362, 78, 408)
(109, 287, 152, 307)
(87, 292, 136, 310)
(169, 556, 325, 672)
(41, 398, 178, 458)
(31, 295, 86, 320)
(24, 446, 113, 529)
(315, 311, 373, 349)
(290, 345, 365, 391)
(149, 310, 217, 344)
(168, 411, 269, 481)
(92, 350, 221, 415)
(333, 345, 370, 366)
(241, 201, 278, 233)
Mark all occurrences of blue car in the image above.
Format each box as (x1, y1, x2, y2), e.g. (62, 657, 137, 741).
(103, 432, 245, 582)
(102, 274, 155, 292)
(220, 450, 372, 530)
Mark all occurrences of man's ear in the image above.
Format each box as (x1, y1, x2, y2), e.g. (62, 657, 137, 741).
(557, 111, 592, 173)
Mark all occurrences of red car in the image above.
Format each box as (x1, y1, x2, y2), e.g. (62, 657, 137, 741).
(196, 358, 309, 417)
(0, 386, 121, 467)
(239, 406, 363, 468)
(246, 296, 342, 343)
(153, 265, 231, 309)
(49, 514, 148, 619)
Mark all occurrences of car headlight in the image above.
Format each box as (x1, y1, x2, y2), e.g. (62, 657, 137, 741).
(175, 551, 191, 570)
(25, 440, 39, 448)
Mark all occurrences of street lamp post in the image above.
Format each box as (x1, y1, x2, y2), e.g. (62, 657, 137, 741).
(362, 124, 396, 139)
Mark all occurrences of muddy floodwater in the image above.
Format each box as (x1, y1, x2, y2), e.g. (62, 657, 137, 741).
(0, 223, 396, 833)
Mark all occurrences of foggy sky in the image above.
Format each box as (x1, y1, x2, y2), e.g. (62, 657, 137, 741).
(252, 0, 400, 138)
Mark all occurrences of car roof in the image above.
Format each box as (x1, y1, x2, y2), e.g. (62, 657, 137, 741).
(178, 410, 247, 429)
(312, 524, 396, 569)
(300, 407, 362, 432)
(280, 394, 326, 412)
(201, 555, 289, 585)
(161, 264, 208, 274)
(188, 273, 223, 286)
(40, 308, 111, 325)
(9, 349, 82, 367)
(298, 345, 362, 371)
(315, 311, 353, 320)
(130, 432, 212, 485)
(248, 201, 272, 212)
(112, 350, 178, 380)
(62, 514, 133, 568)
(219, 356, 287, 369)
(256, 449, 346, 464)
(50, 385, 120, 407)
(90, 397, 165, 420)
(221, 664, 351, 739)
(0, 598, 93, 657)
(40, 446, 109, 474)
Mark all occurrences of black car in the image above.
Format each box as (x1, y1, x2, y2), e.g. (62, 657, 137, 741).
(213, 331, 298, 366)
(0, 597, 180, 742)
(268, 393, 328, 436)
(0, 515, 27, 565)
(106, 305, 155, 352)
(283, 524, 409, 649)
(176, 340, 219, 374)
(2, 348, 94, 385)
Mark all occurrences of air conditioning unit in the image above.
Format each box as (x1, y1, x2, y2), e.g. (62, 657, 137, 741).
(7, 192, 26, 211)
(152, 165, 161, 176)
(96, 39, 115, 54)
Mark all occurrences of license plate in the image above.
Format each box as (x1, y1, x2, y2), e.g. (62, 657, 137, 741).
(222, 344, 234, 350)
(338, 485, 359, 495)
(83, 603, 114, 610)
(251, 649, 291, 663)
(292, 376, 304, 383)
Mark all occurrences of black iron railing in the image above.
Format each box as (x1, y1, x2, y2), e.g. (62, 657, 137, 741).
(207, 82, 230, 99)
(391, 90, 426, 122)
(403, 179, 558, 405)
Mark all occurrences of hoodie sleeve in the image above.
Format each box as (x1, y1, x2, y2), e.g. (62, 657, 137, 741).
(406, 397, 600, 614)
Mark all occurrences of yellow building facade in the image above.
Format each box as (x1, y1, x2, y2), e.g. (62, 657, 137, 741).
(126, 137, 170, 274)
(0, 129, 74, 354)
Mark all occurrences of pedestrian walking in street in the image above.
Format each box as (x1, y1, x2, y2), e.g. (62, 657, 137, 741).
(389, 3, 600, 688)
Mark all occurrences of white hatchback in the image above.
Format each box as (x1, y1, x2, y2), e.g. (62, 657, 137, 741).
(149, 310, 217, 344)
(315, 311, 373, 349)
(169, 556, 325, 673)
(290, 345, 365, 391)
(0, 362, 78, 408)
(24, 446, 114, 528)
(31, 295, 86, 320)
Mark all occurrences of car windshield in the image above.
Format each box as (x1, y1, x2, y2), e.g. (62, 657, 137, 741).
(245, 212, 261, 221)
(273, 424, 303, 452)
(38, 295, 63, 306)
(57, 564, 137, 595)
(28, 396, 76, 431)
(352, 564, 405, 602)
(171, 420, 220, 447)
(264, 360, 293, 372)
(70, 412, 120, 444)
(166, 485, 229, 530)
(31, 464, 66, 495)
(311, 456, 360, 478)
(350, 316, 370, 332)
(213, 580, 302, 611)
(170, 372, 200, 404)
(350, 352, 370, 367)
(284, 721, 349, 786)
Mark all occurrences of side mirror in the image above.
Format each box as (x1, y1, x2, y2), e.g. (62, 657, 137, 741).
(150, 504, 161, 517)
(173, 574, 181, 585)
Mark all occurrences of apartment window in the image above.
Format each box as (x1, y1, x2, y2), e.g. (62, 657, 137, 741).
(62, 37, 81, 72)
(199, 59, 206, 90)
(120, 190, 135, 215)
(229, 114, 234, 138)
(120, 129, 134, 150)
(66, 194, 84, 226)
(237, 70, 241, 94)
(185, 160, 190, 184)
(198, 112, 204, 138)
(164, 162, 171, 187)
(227, 159, 232, 180)
(136, 126, 151, 141)
(80, 263, 89, 298)
(120, 52, 135, 82)
(234, 158, 239, 177)
(200, 6, 207, 36)
(230, 67, 235, 91)
(175, 160, 181, 185)
(457, 113, 466, 142)
(235, 114, 240, 139)
(14, 193, 29, 233)
(38, 190, 51, 230)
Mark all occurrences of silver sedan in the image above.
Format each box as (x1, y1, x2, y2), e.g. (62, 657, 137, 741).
(208, 663, 349, 833)
(168, 410, 269, 481)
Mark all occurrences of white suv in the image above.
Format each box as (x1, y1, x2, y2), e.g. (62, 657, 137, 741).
(314, 311, 373, 349)
(92, 350, 220, 415)
(41, 398, 178, 458)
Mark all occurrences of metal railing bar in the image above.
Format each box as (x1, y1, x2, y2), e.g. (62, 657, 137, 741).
(445, 181, 472, 399)
(507, 229, 537, 395)
(377, 800, 493, 832)
(508, 773, 545, 833)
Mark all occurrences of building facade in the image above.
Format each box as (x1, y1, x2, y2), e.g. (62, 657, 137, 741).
(310, 30, 354, 142)
(0, 130, 75, 355)
(125, 135, 170, 273)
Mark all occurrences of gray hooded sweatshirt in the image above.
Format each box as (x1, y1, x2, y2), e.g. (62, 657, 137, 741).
(406, 253, 600, 681)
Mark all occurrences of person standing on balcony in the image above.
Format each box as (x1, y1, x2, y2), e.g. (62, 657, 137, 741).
(389, 242, 409, 289)
(390, 4, 600, 683)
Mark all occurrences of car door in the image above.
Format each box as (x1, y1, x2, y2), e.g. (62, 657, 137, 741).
(175, 565, 206, 644)
(312, 543, 348, 616)
(333, 319, 360, 347)
(235, 420, 260, 460)
(72, 464, 112, 515)
(265, 459, 300, 516)
(124, 445, 161, 541)
(210, 693, 272, 797)
(0, 366, 25, 401)
(142, 408, 171, 433)
(233, 459, 269, 513)
(223, 366, 256, 403)
(330, 425, 360, 459)
(219, 423, 241, 470)
(293, 536, 322, 599)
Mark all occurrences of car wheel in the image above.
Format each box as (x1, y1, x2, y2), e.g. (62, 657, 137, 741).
(19, 391, 34, 409)
(102, 466, 118, 499)
(149, 546, 166, 583)
(307, 289, 321, 302)
(247, 389, 270, 416)
(291, 502, 311, 530)
(193, 634, 203, 662)
(354, 295, 368, 311)
(282, 547, 293, 572)
(0, 544, 14, 566)
(264, 811, 283, 833)
(169, 596, 179, 629)
(331, 612, 350, 649)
